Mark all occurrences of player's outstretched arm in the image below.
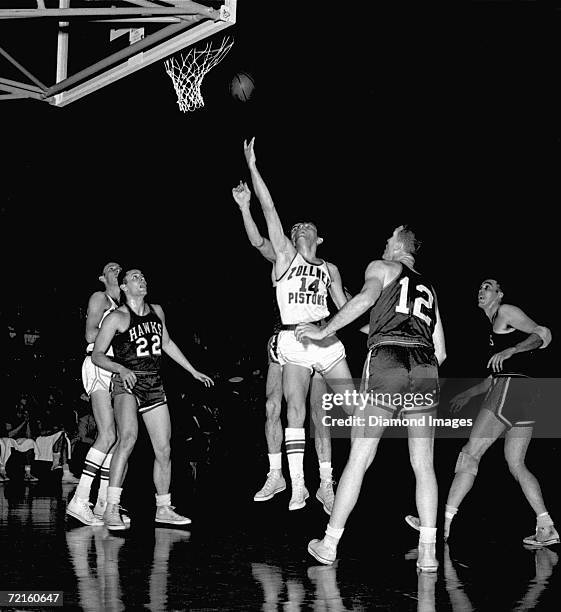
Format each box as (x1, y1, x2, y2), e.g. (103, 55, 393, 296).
(153, 305, 214, 387)
(85, 291, 108, 344)
(232, 180, 276, 262)
(243, 137, 293, 260)
(92, 311, 137, 391)
(295, 260, 386, 342)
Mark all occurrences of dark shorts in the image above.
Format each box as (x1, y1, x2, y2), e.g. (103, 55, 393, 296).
(482, 375, 538, 429)
(362, 344, 439, 415)
(111, 371, 167, 415)
(267, 332, 282, 366)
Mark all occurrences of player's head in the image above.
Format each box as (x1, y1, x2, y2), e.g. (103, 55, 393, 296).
(119, 269, 147, 301)
(478, 278, 503, 309)
(290, 221, 323, 247)
(99, 262, 122, 287)
(383, 225, 420, 261)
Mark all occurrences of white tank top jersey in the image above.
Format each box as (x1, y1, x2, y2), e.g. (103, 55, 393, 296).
(276, 252, 332, 324)
(86, 294, 119, 356)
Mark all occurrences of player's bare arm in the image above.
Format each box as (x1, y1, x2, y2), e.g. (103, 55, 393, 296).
(326, 262, 348, 310)
(488, 304, 552, 372)
(232, 180, 276, 263)
(85, 291, 110, 344)
(295, 260, 387, 342)
(243, 137, 294, 277)
(92, 309, 137, 390)
(152, 305, 214, 387)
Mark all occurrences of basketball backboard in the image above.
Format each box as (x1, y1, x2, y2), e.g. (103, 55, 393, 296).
(0, 1, 237, 107)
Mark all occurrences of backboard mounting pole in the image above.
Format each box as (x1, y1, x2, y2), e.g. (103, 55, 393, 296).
(56, 0, 70, 84)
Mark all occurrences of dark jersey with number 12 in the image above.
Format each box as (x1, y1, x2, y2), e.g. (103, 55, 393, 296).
(112, 304, 163, 372)
(367, 264, 436, 350)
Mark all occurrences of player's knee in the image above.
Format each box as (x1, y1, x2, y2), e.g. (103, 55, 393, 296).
(97, 426, 116, 451)
(286, 403, 305, 427)
(505, 454, 526, 479)
(455, 449, 479, 477)
(409, 452, 434, 474)
(154, 443, 171, 463)
(118, 432, 138, 453)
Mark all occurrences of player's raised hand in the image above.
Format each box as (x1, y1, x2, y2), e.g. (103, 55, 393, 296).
(192, 371, 214, 387)
(244, 137, 256, 166)
(231, 181, 251, 209)
(294, 323, 327, 343)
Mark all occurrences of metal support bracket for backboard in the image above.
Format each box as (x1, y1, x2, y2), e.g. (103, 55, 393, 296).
(0, 1, 237, 106)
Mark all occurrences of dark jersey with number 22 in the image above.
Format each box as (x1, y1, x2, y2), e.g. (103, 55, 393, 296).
(112, 304, 163, 372)
(367, 264, 437, 350)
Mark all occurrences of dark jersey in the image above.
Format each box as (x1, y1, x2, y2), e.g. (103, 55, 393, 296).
(112, 304, 163, 372)
(367, 264, 436, 350)
(489, 314, 535, 377)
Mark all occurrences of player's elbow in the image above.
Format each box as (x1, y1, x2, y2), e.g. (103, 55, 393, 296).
(534, 326, 552, 349)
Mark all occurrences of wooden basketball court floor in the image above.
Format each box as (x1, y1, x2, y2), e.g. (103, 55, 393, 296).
(1, 436, 560, 611)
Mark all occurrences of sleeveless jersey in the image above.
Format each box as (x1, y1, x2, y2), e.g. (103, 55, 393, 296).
(489, 313, 535, 377)
(367, 264, 436, 350)
(276, 252, 331, 324)
(112, 304, 163, 372)
(86, 294, 119, 356)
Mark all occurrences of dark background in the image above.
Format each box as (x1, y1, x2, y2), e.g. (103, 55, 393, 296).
(0, 1, 557, 376)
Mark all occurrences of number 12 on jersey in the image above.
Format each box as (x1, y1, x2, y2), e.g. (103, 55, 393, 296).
(395, 277, 434, 325)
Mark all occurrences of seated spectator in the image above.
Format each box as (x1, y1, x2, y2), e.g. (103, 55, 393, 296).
(3, 394, 40, 482)
(35, 391, 79, 484)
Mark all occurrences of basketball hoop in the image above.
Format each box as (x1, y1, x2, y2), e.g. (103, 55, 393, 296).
(164, 37, 234, 112)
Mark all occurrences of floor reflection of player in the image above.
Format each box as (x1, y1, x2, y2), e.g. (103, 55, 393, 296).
(232, 180, 336, 513)
(251, 561, 346, 610)
(92, 269, 213, 530)
(242, 138, 358, 513)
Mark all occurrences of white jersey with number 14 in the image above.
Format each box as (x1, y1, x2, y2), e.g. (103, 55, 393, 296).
(276, 253, 331, 324)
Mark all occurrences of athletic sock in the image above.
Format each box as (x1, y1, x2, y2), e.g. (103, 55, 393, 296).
(268, 453, 282, 472)
(97, 453, 112, 502)
(76, 447, 105, 500)
(285, 428, 305, 481)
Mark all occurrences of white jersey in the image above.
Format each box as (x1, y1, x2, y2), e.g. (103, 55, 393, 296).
(86, 294, 119, 356)
(276, 252, 331, 324)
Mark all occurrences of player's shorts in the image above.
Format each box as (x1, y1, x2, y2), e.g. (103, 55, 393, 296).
(82, 355, 112, 396)
(482, 375, 538, 429)
(276, 329, 346, 375)
(111, 371, 167, 415)
(362, 343, 439, 415)
(267, 332, 284, 366)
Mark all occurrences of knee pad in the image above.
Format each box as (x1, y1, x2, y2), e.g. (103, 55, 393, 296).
(455, 450, 479, 477)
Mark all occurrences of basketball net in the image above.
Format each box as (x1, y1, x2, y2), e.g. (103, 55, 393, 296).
(164, 37, 234, 112)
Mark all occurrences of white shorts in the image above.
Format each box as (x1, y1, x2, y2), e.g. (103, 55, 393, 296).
(82, 355, 112, 396)
(276, 330, 346, 375)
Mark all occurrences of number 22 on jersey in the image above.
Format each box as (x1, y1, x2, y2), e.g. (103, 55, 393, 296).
(136, 335, 161, 357)
(395, 277, 434, 325)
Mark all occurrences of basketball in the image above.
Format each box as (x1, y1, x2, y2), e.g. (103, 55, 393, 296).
(230, 72, 255, 101)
